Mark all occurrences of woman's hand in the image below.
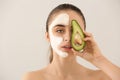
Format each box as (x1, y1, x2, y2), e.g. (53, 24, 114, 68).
(71, 31, 104, 63)
(72, 31, 120, 80)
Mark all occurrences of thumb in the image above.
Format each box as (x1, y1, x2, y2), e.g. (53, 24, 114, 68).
(71, 48, 85, 57)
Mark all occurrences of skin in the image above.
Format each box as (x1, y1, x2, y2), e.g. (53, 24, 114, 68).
(49, 13, 69, 58)
(22, 10, 120, 80)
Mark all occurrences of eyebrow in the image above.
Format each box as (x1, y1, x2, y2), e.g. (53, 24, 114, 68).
(54, 24, 66, 27)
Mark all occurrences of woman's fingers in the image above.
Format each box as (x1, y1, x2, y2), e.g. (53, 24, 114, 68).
(84, 37, 92, 41)
(83, 31, 95, 43)
(71, 31, 97, 58)
(83, 31, 93, 38)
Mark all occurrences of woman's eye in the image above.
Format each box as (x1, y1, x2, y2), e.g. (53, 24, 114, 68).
(56, 30, 64, 33)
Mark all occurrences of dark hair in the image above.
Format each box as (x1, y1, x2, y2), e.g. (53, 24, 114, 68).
(46, 3, 86, 63)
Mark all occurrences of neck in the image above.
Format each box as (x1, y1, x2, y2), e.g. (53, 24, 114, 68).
(47, 52, 83, 76)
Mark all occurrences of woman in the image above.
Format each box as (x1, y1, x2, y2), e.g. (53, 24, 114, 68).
(23, 3, 120, 80)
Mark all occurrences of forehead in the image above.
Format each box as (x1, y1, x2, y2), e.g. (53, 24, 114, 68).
(49, 10, 85, 30)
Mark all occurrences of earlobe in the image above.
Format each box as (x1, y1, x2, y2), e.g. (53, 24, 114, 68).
(45, 32, 50, 42)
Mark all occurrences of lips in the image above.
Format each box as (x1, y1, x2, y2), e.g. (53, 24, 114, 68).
(61, 45, 72, 50)
(62, 46, 72, 49)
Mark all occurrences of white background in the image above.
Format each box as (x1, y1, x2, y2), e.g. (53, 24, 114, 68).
(0, 0, 120, 80)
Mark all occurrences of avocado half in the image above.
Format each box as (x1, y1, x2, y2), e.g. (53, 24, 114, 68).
(71, 20, 86, 51)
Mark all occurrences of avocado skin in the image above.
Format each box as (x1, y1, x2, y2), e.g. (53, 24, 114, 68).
(71, 20, 86, 51)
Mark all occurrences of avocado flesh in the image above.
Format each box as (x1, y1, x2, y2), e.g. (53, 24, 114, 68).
(71, 20, 86, 51)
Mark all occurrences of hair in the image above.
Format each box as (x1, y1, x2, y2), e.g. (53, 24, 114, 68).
(46, 3, 86, 63)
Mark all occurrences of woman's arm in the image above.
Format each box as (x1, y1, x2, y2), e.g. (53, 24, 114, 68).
(92, 55, 120, 80)
(72, 31, 120, 80)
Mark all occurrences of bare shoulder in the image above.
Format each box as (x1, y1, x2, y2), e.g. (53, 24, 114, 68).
(89, 70, 112, 80)
(22, 68, 46, 80)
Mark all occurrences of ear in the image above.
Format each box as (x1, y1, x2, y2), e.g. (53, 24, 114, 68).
(45, 32, 50, 42)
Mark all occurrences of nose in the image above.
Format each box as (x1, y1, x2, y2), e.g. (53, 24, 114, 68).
(63, 31, 71, 42)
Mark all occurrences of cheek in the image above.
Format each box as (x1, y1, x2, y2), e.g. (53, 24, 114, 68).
(50, 34, 63, 48)
(49, 33, 69, 58)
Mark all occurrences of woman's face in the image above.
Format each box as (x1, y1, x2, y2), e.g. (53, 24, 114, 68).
(47, 10, 85, 58)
